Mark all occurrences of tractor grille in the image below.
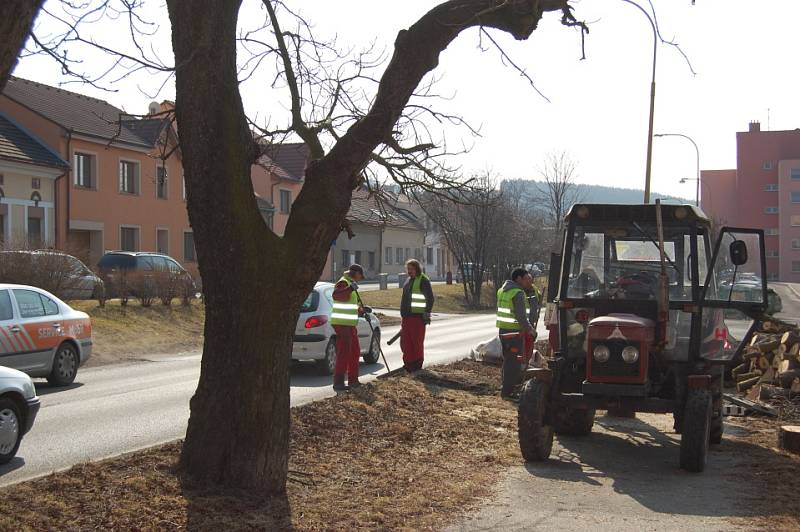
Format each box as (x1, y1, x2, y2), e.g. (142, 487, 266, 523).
(591, 340, 640, 378)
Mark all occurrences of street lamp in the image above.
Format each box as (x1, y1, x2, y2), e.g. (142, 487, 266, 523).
(620, 0, 658, 204)
(655, 133, 700, 207)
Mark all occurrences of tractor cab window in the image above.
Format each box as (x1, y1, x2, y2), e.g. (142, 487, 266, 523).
(567, 224, 709, 302)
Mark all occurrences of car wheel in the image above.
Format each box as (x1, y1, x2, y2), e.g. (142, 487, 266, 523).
(363, 329, 381, 365)
(48, 343, 79, 386)
(316, 338, 337, 376)
(0, 398, 22, 465)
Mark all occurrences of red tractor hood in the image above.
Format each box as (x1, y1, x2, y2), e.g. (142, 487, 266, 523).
(589, 314, 655, 329)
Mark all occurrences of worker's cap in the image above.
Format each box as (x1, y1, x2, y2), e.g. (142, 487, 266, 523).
(348, 264, 365, 276)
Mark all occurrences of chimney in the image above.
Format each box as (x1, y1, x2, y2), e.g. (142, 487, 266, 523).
(749, 120, 761, 133)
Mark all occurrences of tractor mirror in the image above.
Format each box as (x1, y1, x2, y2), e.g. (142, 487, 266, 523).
(729, 240, 748, 266)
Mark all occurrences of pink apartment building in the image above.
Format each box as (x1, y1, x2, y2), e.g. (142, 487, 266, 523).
(702, 121, 800, 281)
(0, 77, 303, 275)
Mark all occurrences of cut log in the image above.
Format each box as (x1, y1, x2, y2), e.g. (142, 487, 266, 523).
(737, 376, 761, 392)
(781, 330, 800, 348)
(776, 344, 787, 358)
(757, 357, 771, 372)
(736, 371, 761, 382)
(757, 339, 781, 353)
(779, 359, 793, 374)
(746, 383, 762, 401)
(750, 334, 760, 347)
(758, 366, 775, 384)
(731, 363, 748, 379)
(793, 343, 800, 361)
(792, 378, 800, 395)
(778, 426, 800, 454)
(743, 348, 762, 360)
(760, 384, 791, 401)
(778, 369, 800, 388)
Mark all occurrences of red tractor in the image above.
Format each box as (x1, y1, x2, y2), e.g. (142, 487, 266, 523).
(519, 202, 767, 472)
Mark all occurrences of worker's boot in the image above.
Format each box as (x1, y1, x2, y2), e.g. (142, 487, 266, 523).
(348, 378, 362, 389)
(333, 376, 348, 392)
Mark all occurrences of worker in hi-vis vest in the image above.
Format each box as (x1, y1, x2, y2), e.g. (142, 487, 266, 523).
(399, 259, 435, 372)
(330, 264, 367, 391)
(496, 268, 537, 398)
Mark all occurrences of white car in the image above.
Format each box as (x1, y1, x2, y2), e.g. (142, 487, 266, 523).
(0, 284, 93, 386)
(293, 282, 381, 374)
(0, 366, 40, 464)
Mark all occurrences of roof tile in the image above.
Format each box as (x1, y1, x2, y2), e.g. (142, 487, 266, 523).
(0, 113, 69, 170)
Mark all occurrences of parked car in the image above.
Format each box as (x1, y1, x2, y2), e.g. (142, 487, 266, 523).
(0, 284, 92, 386)
(97, 251, 196, 297)
(0, 366, 40, 464)
(0, 250, 103, 300)
(292, 282, 381, 374)
(719, 280, 782, 315)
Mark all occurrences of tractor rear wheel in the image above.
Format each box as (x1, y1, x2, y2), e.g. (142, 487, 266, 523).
(518, 379, 554, 462)
(679, 388, 711, 473)
(554, 407, 596, 436)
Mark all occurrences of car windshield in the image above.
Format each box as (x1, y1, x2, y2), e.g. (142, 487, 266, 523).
(301, 290, 320, 313)
(565, 224, 710, 302)
(98, 254, 136, 269)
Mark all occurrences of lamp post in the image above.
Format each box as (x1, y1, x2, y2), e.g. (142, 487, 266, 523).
(620, 0, 658, 204)
(655, 133, 700, 207)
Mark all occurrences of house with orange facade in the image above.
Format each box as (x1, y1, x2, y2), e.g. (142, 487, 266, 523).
(0, 77, 303, 275)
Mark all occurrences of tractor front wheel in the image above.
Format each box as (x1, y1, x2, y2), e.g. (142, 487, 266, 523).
(518, 379, 554, 462)
(554, 407, 596, 436)
(679, 388, 711, 473)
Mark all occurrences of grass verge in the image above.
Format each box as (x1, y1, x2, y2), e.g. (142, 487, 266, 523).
(0, 360, 517, 531)
(70, 299, 205, 367)
(362, 283, 496, 313)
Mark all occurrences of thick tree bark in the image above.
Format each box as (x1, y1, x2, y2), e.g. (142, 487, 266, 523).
(167, 0, 570, 493)
(0, 0, 44, 91)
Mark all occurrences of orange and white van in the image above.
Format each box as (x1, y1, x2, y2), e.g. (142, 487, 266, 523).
(0, 284, 92, 386)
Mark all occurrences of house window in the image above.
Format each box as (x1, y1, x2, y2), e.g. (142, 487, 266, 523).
(396, 247, 403, 264)
(765, 206, 779, 214)
(280, 189, 291, 214)
(793, 261, 800, 273)
(157, 229, 169, 254)
(405, 248, 411, 262)
(791, 168, 800, 180)
(793, 216, 800, 227)
(27, 216, 42, 247)
(119, 160, 139, 194)
(184, 231, 196, 262)
(767, 250, 779, 258)
(354, 250, 362, 266)
(413, 248, 421, 260)
(74, 152, 95, 188)
(766, 228, 779, 236)
(385, 247, 392, 265)
(120, 226, 139, 252)
(792, 239, 800, 250)
(31, 178, 40, 190)
(763, 161, 773, 170)
(368, 251, 375, 270)
(341, 249, 350, 269)
(426, 247, 434, 265)
(765, 184, 779, 192)
(792, 192, 800, 204)
(156, 166, 168, 199)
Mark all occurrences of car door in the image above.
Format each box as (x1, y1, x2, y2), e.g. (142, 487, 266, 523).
(6, 289, 61, 374)
(356, 309, 372, 353)
(0, 289, 27, 372)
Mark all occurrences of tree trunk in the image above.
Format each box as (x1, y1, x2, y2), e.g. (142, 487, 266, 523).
(0, 0, 44, 91)
(167, 0, 297, 493)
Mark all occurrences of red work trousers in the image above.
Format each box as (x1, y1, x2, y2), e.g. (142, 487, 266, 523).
(400, 316, 426, 371)
(333, 325, 361, 382)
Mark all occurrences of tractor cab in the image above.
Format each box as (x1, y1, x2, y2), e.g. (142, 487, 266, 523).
(520, 202, 767, 472)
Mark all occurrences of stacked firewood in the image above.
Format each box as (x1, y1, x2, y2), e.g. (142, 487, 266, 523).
(732, 319, 800, 398)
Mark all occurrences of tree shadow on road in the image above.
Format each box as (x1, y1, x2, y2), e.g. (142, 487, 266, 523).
(522, 414, 795, 519)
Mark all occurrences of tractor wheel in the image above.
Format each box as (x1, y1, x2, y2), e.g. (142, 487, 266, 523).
(679, 388, 711, 473)
(554, 407, 596, 436)
(710, 367, 724, 445)
(518, 379, 554, 462)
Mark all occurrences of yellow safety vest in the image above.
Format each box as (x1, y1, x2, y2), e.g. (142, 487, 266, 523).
(330, 276, 359, 327)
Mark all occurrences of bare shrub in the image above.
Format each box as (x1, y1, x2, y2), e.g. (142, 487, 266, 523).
(153, 267, 178, 306)
(127, 271, 155, 307)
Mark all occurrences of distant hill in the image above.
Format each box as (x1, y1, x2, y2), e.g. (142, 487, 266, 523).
(501, 179, 691, 206)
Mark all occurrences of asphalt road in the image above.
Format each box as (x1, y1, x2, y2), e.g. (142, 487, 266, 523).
(0, 312, 496, 487)
(772, 282, 800, 322)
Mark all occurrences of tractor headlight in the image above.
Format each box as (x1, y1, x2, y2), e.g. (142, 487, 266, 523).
(621, 346, 640, 364)
(593, 344, 610, 363)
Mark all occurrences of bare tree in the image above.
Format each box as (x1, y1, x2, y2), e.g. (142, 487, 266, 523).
(0, 0, 44, 91)
(537, 151, 584, 251)
(2, 0, 588, 493)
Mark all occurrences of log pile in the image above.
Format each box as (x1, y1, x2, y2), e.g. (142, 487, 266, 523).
(733, 319, 800, 398)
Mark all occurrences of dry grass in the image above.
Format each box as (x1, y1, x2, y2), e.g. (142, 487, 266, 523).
(0, 361, 518, 531)
(725, 416, 800, 531)
(362, 283, 496, 313)
(70, 299, 205, 366)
